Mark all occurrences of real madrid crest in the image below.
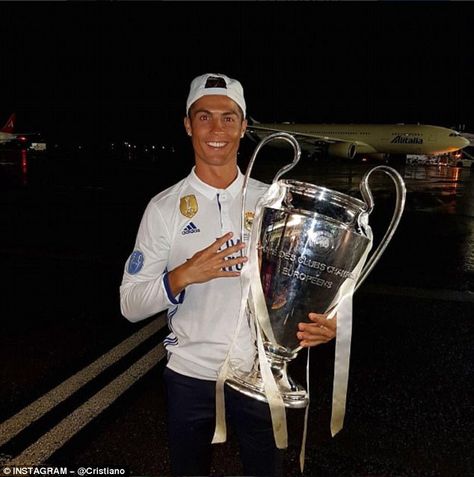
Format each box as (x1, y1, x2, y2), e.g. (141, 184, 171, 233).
(244, 211, 255, 231)
(180, 195, 198, 218)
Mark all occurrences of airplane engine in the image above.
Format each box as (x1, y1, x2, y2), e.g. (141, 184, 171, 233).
(327, 142, 357, 159)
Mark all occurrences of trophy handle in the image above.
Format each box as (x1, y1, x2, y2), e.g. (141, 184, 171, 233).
(355, 165, 406, 290)
(241, 132, 302, 242)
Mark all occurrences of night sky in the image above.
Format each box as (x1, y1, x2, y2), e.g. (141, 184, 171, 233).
(1, 2, 473, 145)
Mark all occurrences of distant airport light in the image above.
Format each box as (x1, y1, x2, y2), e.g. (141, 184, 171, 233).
(30, 142, 47, 151)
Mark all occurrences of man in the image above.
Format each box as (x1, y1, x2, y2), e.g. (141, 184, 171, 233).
(120, 73, 336, 476)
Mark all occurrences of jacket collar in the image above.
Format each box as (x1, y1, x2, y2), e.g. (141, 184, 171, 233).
(188, 166, 243, 200)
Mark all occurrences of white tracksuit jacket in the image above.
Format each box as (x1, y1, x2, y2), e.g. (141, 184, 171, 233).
(120, 167, 268, 380)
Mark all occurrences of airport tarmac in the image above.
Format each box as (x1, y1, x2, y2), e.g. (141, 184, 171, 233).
(0, 145, 473, 476)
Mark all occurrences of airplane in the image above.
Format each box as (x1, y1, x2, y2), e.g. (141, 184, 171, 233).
(246, 120, 470, 161)
(0, 113, 38, 144)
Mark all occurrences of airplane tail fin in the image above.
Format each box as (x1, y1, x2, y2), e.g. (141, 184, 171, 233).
(1, 113, 16, 133)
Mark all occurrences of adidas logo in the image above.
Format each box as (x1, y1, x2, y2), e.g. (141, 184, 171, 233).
(182, 222, 201, 235)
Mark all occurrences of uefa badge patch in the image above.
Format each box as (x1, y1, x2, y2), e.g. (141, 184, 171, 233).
(127, 250, 144, 275)
(180, 195, 198, 218)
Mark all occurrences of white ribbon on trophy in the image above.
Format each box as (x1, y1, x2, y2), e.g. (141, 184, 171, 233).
(213, 133, 406, 473)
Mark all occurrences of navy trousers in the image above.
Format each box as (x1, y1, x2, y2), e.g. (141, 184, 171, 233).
(163, 367, 283, 477)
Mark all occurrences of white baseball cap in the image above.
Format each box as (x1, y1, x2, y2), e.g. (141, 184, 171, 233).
(186, 73, 246, 118)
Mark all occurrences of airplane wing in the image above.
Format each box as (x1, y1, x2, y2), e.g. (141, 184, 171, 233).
(15, 132, 40, 138)
(246, 124, 355, 145)
(245, 124, 370, 159)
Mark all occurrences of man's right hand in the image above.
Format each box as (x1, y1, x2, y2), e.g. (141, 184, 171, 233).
(167, 232, 247, 296)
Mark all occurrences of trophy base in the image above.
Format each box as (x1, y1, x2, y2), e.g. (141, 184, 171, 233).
(226, 367, 309, 409)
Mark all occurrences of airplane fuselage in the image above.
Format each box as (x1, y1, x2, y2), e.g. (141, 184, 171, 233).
(251, 123, 469, 156)
(0, 132, 17, 144)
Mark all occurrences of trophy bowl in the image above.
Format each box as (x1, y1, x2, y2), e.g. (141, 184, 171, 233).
(225, 133, 405, 410)
(226, 180, 373, 407)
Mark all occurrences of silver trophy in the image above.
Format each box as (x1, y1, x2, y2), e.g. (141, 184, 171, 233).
(226, 132, 406, 408)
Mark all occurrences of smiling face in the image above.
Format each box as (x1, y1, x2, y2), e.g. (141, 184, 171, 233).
(184, 95, 247, 179)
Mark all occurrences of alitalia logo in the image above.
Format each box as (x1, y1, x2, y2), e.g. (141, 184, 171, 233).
(390, 135, 423, 144)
